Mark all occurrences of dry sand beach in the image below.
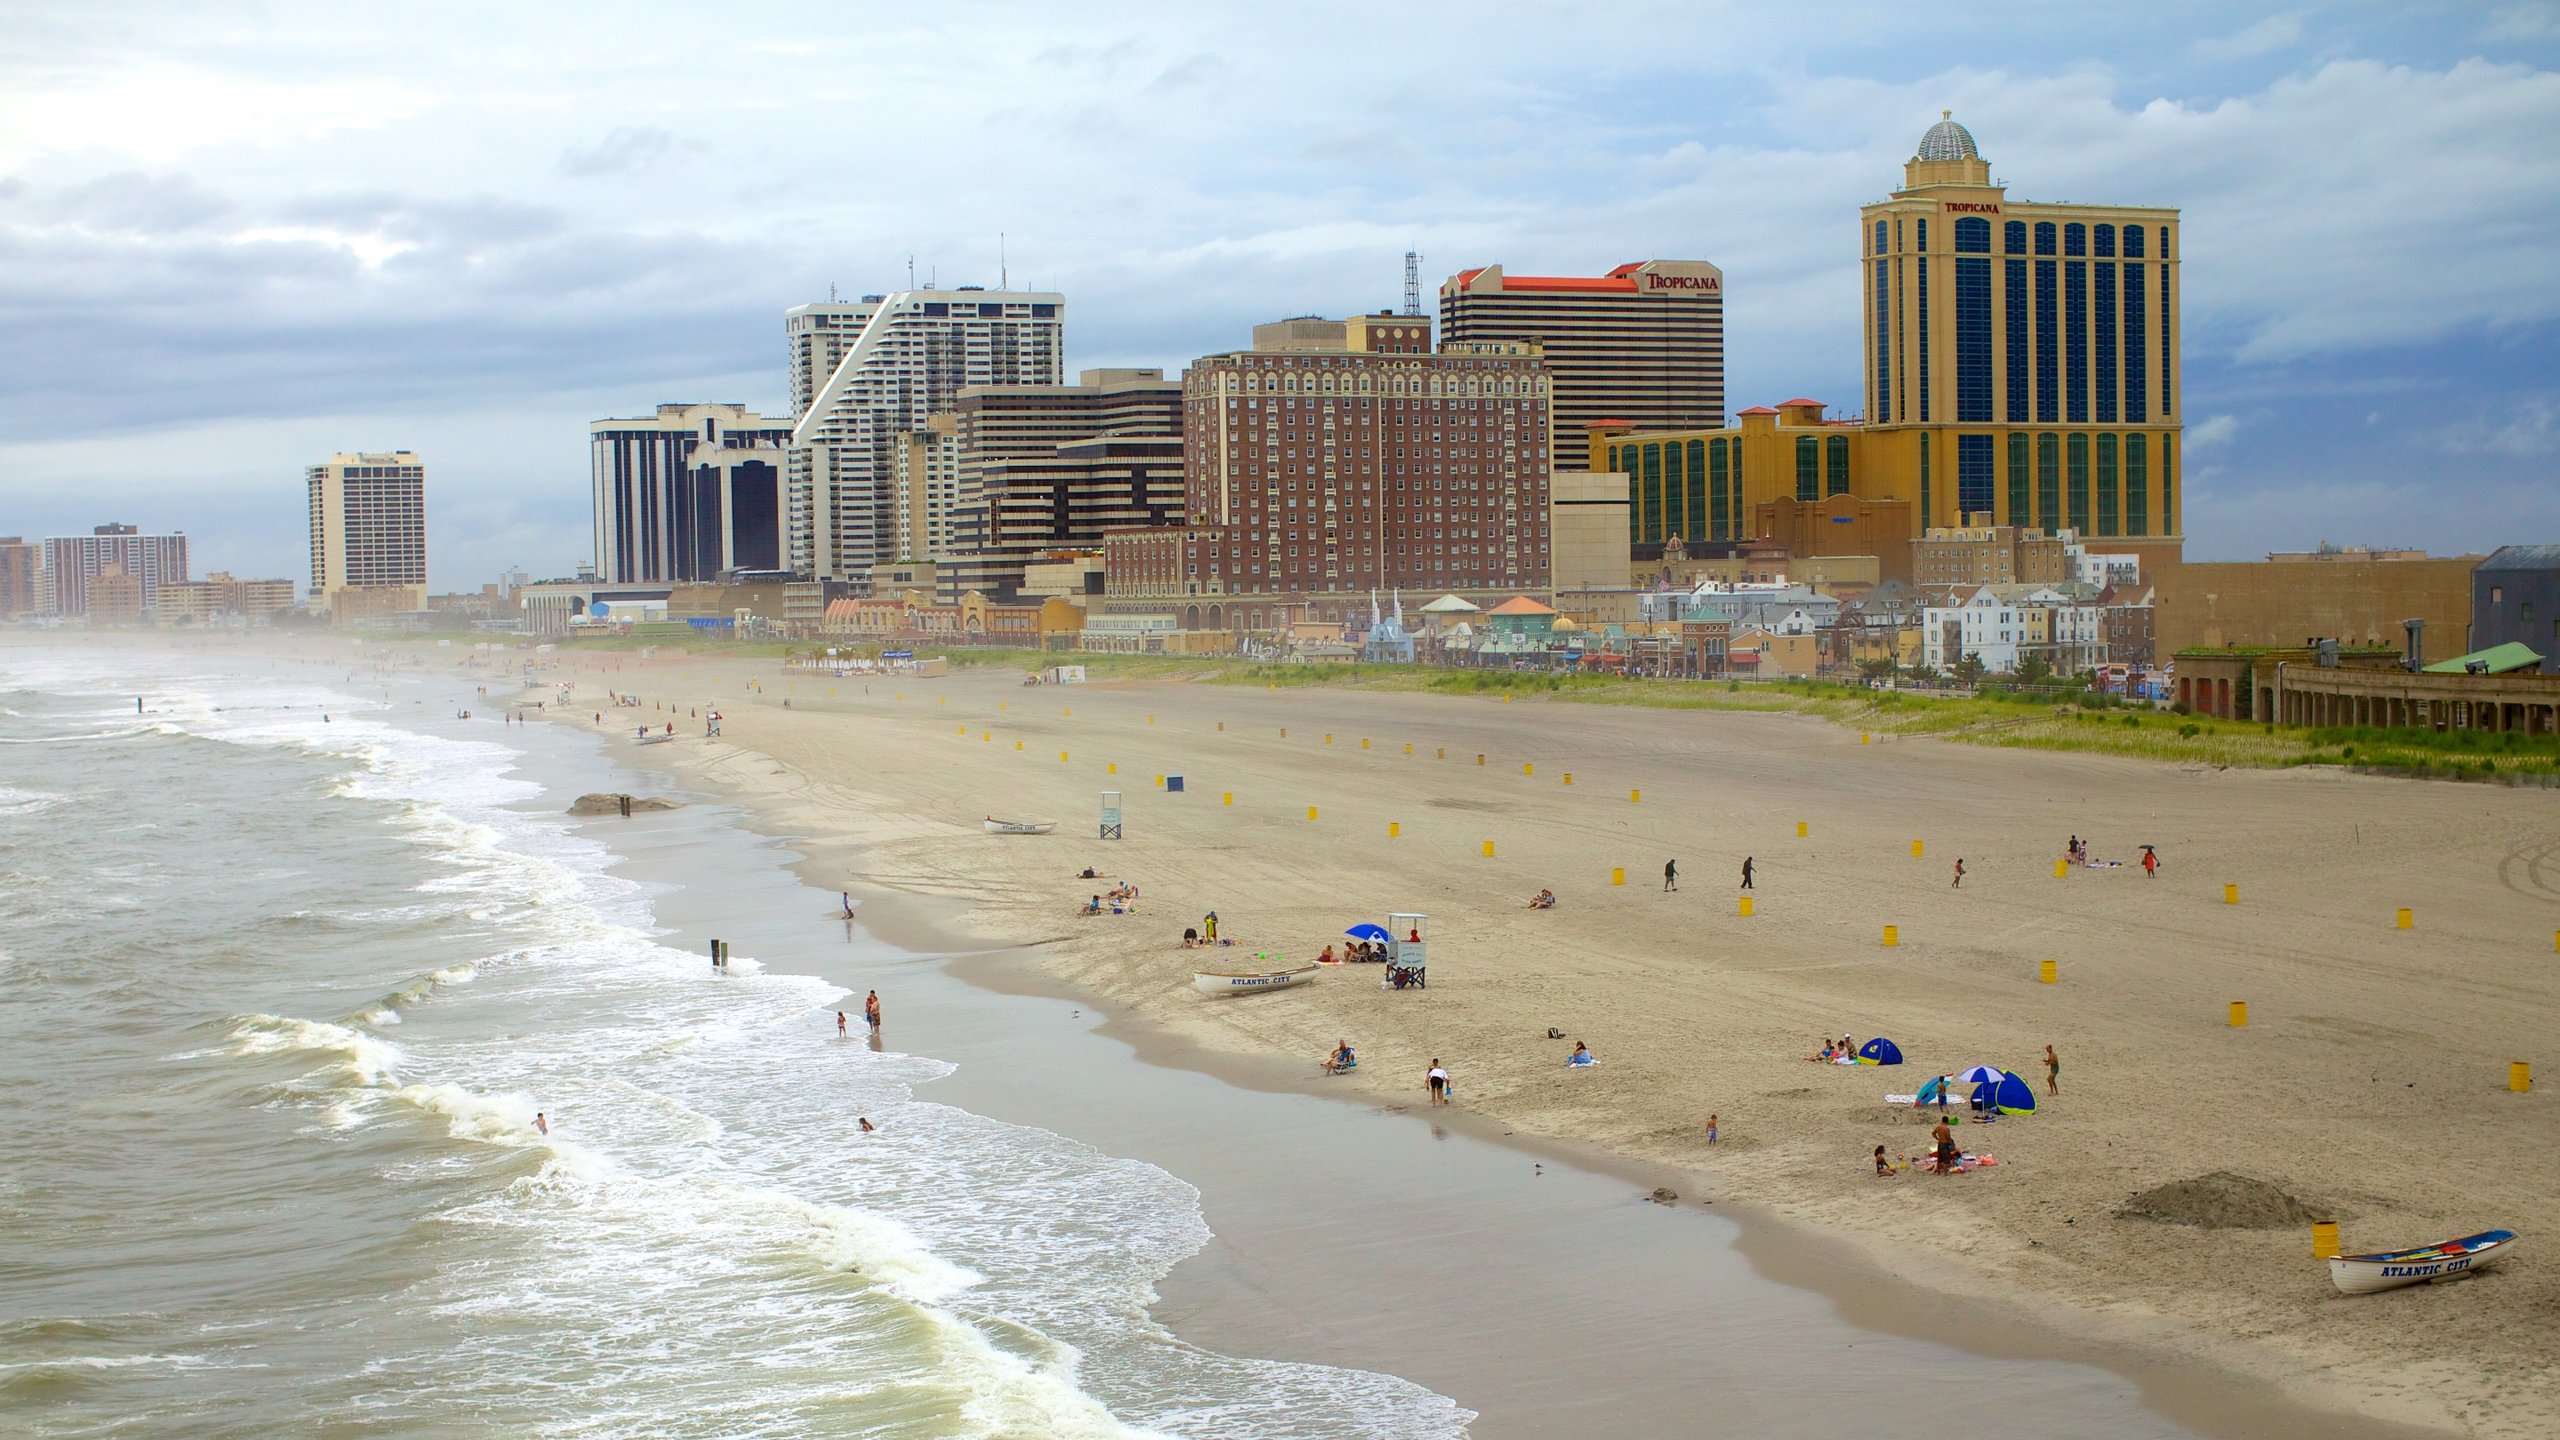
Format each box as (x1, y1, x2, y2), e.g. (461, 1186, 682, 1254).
(559, 652, 2555, 1437)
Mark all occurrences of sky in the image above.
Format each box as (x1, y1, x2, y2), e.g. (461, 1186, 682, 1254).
(3, 0, 2557, 589)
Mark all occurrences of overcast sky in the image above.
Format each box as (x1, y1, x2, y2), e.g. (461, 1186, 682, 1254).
(3, 1, 2556, 588)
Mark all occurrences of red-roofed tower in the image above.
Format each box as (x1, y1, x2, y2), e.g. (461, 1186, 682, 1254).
(1438, 260, 1724, 472)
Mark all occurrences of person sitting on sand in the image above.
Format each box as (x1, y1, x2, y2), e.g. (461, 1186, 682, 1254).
(1526, 888, 1556, 909)
(1875, 1145, 1893, 1176)
(1567, 1042, 1597, 1067)
(1182, 927, 1200, 947)
(1317, 943, 1338, 964)
(1322, 1040, 1357, 1075)
(1084, 895, 1103, 915)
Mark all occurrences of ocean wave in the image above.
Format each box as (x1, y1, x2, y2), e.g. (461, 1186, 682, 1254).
(225, 1013, 403, 1088)
(346, 960, 479, 1027)
(0, 784, 62, 815)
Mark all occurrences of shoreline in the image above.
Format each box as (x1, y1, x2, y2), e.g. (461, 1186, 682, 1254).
(558, 653, 2538, 1439)
(47, 636, 2547, 1435)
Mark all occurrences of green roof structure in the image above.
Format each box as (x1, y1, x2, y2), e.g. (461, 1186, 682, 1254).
(2422, 642, 2546, 675)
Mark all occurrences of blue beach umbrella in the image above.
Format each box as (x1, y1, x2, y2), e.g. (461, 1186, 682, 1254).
(1345, 923, 1391, 942)
(1954, 1064, 2004, 1086)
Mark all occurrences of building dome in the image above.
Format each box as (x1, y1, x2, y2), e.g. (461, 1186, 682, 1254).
(1916, 109, 1980, 162)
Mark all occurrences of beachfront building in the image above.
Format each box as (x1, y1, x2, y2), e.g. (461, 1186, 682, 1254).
(787, 287, 1065, 585)
(0, 536, 39, 619)
(1439, 261, 1725, 470)
(2151, 546, 2481, 669)
(1102, 313, 1552, 634)
(1862, 112, 2185, 572)
(308, 452, 426, 620)
(151, 572, 296, 625)
(44, 522, 190, 618)
(934, 369, 1185, 601)
(1922, 582, 2106, 674)
(590, 404, 794, 585)
(2470, 546, 2560, 674)
(1589, 116, 2186, 579)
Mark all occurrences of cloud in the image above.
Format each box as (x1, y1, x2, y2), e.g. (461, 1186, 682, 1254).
(2186, 414, 2241, 450)
(2440, 397, 2557, 458)
(557, 126, 687, 179)
(2485, 4, 2560, 41)
(2189, 13, 2305, 63)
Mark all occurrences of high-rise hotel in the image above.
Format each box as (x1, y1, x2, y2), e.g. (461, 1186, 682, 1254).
(787, 288, 1065, 584)
(1863, 112, 2182, 561)
(589, 403, 795, 583)
(1439, 260, 1725, 472)
(307, 452, 426, 620)
(1102, 313, 1552, 630)
(1591, 115, 2183, 571)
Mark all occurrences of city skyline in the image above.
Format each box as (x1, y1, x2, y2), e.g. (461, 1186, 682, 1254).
(2, 2, 2556, 587)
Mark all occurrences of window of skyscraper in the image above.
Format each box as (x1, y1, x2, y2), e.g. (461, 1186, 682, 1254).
(2095, 224, 2116, 257)
(1795, 436, 1820, 501)
(2004, 259, 2030, 422)
(1954, 217, 1990, 253)
(1956, 256, 1993, 422)
(2035, 261, 2059, 423)
(2095, 261, 2118, 425)
(2035, 222, 2056, 257)
(2007, 432, 2031, 526)
(2124, 265, 2148, 423)
(2067, 433, 2091, 533)
(1826, 434, 1850, 496)
(2005, 220, 2026, 255)
(2064, 224, 2086, 257)
(2065, 263, 2089, 424)
(2037, 433, 2061, 533)
(2125, 434, 2148, 536)
(1957, 434, 1995, 519)
(2096, 433, 2120, 535)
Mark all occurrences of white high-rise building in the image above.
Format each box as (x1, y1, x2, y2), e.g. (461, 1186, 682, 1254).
(306, 453, 426, 620)
(787, 287, 1065, 583)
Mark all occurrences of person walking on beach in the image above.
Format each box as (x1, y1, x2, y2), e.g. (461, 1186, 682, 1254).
(1427, 1059, 1449, 1106)
(2141, 845, 2158, 879)
(837, 1011, 847, 1036)
(1739, 857, 1754, 891)
(1663, 859, 1678, 893)
(864, 991, 881, 1029)
(1706, 1113, 1719, 1145)
(2044, 1044, 2060, 1096)
(1951, 857, 1965, 888)
(1203, 912, 1218, 942)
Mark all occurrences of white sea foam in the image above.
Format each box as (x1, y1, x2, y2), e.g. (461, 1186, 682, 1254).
(227, 1013, 403, 1087)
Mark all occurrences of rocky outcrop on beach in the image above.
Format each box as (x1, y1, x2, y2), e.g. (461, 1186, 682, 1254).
(568, 793, 681, 816)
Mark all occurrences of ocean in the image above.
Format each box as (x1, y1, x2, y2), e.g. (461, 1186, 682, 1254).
(0, 646, 1468, 1438)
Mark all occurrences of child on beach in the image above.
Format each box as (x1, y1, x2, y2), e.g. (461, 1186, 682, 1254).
(1875, 1145, 1892, 1176)
(1427, 1060, 1449, 1106)
(1706, 1113, 1718, 1144)
(1952, 858, 1965, 888)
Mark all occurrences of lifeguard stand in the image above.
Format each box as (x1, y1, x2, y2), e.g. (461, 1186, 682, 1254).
(1099, 790, 1123, 840)
(1386, 913, 1428, 980)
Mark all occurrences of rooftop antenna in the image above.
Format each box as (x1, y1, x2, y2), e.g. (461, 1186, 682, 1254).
(906, 255, 916, 290)
(829, 282, 838, 302)
(1000, 232, 1007, 291)
(1402, 247, 1423, 317)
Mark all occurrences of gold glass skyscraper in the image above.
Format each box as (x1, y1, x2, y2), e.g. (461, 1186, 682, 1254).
(1860, 113, 2183, 563)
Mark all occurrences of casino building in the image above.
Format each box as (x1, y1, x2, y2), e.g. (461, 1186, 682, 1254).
(1592, 115, 2184, 573)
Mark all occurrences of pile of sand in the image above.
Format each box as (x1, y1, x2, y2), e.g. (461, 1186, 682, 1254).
(567, 793, 681, 816)
(2115, 1172, 2331, 1230)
